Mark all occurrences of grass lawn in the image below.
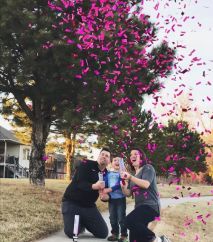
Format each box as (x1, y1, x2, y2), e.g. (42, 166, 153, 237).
(0, 180, 63, 242)
(0, 178, 212, 242)
(154, 201, 213, 242)
(157, 183, 213, 198)
(0, 178, 110, 242)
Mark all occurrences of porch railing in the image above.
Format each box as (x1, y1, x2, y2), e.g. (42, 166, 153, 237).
(0, 155, 29, 178)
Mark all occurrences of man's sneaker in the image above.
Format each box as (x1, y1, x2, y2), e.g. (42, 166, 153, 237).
(107, 234, 119, 241)
(160, 235, 171, 242)
(118, 236, 128, 242)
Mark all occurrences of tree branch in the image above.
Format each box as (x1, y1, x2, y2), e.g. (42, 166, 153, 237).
(13, 93, 33, 121)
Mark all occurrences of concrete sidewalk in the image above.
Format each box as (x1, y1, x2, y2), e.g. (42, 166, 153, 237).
(37, 196, 213, 242)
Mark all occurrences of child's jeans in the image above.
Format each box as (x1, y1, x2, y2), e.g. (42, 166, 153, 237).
(109, 197, 128, 237)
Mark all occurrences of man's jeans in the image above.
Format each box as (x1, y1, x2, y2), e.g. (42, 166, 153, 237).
(109, 197, 128, 237)
(62, 201, 108, 239)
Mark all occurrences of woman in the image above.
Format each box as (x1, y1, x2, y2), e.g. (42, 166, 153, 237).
(120, 148, 170, 242)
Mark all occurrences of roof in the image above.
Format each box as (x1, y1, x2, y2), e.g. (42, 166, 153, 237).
(0, 126, 22, 144)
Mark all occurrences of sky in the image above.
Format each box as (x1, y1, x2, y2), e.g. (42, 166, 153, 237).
(1, 0, 213, 132)
(141, 0, 213, 132)
(0, 113, 11, 130)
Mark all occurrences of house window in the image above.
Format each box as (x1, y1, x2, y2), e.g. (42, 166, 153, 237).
(23, 148, 30, 160)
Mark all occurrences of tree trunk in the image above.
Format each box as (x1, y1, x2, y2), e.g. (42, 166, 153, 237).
(65, 132, 76, 181)
(29, 119, 50, 186)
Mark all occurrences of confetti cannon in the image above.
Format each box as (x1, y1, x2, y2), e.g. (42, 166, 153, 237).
(98, 172, 105, 187)
(119, 158, 126, 185)
(73, 215, 80, 242)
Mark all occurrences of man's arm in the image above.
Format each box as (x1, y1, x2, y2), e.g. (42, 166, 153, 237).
(76, 163, 104, 191)
(76, 163, 93, 191)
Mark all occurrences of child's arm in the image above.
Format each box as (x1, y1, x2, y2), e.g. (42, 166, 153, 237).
(104, 172, 109, 188)
(103, 183, 120, 194)
(104, 173, 123, 193)
(102, 172, 112, 194)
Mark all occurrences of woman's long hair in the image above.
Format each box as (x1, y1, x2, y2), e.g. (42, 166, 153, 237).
(127, 147, 148, 171)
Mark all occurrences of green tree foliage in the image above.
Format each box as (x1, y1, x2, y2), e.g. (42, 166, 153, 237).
(97, 105, 156, 158)
(0, 0, 174, 185)
(150, 120, 208, 180)
(0, 0, 79, 185)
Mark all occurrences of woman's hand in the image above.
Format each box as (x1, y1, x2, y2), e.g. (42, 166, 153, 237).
(120, 180, 128, 189)
(121, 171, 132, 180)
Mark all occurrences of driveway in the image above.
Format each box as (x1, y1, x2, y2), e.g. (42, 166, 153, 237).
(37, 196, 213, 242)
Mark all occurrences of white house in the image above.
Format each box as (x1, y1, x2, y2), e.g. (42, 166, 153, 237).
(0, 126, 31, 178)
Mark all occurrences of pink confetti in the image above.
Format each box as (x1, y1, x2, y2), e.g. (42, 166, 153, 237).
(154, 216, 161, 221)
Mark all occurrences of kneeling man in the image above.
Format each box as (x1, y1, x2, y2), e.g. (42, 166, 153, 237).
(62, 147, 111, 239)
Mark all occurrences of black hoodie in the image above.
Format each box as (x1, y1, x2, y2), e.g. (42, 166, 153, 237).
(62, 160, 107, 207)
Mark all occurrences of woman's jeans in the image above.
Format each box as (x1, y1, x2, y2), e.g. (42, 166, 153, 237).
(125, 204, 160, 242)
